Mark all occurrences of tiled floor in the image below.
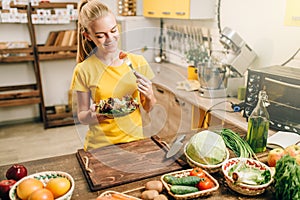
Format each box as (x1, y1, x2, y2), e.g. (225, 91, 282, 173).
(0, 122, 86, 166)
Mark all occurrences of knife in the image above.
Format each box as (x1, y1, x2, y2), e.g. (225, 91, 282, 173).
(151, 135, 188, 167)
(166, 135, 186, 158)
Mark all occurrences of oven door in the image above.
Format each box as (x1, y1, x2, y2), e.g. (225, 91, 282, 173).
(265, 77, 300, 133)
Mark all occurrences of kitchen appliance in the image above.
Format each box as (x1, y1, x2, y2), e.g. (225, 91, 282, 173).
(198, 27, 257, 98)
(220, 27, 257, 76)
(244, 65, 300, 133)
(198, 59, 228, 98)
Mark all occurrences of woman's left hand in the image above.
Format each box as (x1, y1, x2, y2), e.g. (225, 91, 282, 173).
(134, 71, 156, 112)
(135, 71, 154, 100)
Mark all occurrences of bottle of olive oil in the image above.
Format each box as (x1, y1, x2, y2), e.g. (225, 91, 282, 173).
(246, 90, 270, 153)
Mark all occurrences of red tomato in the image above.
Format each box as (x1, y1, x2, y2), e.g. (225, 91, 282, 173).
(189, 167, 206, 178)
(197, 177, 214, 191)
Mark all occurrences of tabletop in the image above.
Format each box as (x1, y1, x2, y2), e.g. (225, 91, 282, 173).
(0, 125, 274, 200)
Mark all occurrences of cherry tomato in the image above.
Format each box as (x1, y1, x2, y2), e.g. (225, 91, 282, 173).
(197, 177, 214, 191)
(189, 167, 206, 178)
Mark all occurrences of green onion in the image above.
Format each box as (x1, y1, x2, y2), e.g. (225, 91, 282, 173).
(218, 129, 258, 160)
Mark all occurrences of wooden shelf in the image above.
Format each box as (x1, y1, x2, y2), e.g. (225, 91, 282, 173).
(0, 45, 77, 62)
(32, 2, 77, 9)
(0, 2, 77, 9)
(0, 47, 34, 62)
(38, 45, 77, 61)
(39, 53, 76, 61)
(0, 55, 34, 62)
(0, 3, 77, 128)
(45, 105, 76, 128)
(46, 118, 75, 128)
(0, 84, 41, 107)
(38, 45, 77, 52)
(0, 97, 41, 107)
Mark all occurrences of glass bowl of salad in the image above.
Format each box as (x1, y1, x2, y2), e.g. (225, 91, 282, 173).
(222, 157, 273, 196)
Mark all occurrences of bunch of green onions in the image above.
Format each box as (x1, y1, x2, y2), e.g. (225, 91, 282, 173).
(219, 129, 258, 160)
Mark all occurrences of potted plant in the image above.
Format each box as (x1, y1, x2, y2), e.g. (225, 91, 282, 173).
(185, 44, 210, 67)
(185, 44, 210, 80)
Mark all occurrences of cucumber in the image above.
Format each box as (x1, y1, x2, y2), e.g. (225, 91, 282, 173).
(170, 185, 199, 195)
(163, 175, 177, 184)
(163, 175, 201, 186)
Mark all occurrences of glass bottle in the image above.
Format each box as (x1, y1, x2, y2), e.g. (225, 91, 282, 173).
(246, 90, 270, 153)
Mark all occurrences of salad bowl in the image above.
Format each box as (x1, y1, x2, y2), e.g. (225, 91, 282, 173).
(222, 158, 273, 196)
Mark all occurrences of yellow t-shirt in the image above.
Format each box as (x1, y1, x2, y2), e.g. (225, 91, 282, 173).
(70, 53, 155, 150)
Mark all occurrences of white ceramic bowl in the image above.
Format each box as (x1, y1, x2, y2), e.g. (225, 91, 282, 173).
(222, 158, 273, 196)
(9, 171, 75, 200)
(184, 143, 229, 173)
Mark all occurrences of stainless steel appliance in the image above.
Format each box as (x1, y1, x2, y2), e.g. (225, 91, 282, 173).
(244, 65, 300, 133)
(220, 27, 257, 76)
(198, 27, 257, 98)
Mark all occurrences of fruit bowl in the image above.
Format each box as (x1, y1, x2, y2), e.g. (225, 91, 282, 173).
(222, 158, 273, 196)
(9, 171, 75, 200)
(184, 144, 229, 173)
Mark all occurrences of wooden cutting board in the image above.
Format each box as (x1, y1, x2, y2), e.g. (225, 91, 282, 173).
(76, 136, 188, 191)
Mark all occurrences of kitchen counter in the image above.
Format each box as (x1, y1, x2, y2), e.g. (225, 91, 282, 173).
(149, 62, 275, 135)
(0, 125, 273, 200)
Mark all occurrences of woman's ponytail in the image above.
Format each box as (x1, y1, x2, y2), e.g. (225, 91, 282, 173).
(76, 0, 111, 63)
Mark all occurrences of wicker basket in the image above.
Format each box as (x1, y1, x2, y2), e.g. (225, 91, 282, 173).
(9, 171, 75, 200)
(184, 144, 230, 173)
(222, 158, 273, 196)
(161, 169, 219, 200)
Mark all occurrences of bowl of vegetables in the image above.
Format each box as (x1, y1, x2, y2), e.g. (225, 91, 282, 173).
(184, 130, 230, 173)
(222, 158, 273, 196)
(161, 168, 219, 199)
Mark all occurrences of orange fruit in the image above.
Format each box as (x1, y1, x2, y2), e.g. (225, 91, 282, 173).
(16, 178, 44, 200)
(45, 177, 71, 198)
(28, 188, 54, 200)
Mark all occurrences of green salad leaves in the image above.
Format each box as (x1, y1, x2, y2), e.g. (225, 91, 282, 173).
(228, 161, 271, 185)
(274, 155, 300, 200)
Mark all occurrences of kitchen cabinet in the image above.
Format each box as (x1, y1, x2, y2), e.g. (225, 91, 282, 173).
(0, 2, 77, 128)
(147, 83, 193, 142)
(143, 0, 216, 19)
(169, 95, 193, 133)
(142, 84, 169, 138)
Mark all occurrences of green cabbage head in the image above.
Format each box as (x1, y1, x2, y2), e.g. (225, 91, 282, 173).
(186, 130, 227, 165)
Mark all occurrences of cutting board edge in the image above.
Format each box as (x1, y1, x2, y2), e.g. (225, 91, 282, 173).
(76, 150, 98, 191)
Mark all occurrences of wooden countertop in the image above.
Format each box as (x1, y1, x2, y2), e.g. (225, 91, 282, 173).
(150, 62, 275, 135)
(0, 125, 273, 200)
(0, 63, 276, 200)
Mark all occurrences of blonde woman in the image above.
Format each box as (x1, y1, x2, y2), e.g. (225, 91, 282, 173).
(70, 0, 156, 151)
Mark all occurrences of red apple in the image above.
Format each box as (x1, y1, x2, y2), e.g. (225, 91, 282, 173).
(6, 164, 27, 181)
(284, 144, 300, 157)
(267, 147, 285, 167)
(0, 179, 16, 200)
